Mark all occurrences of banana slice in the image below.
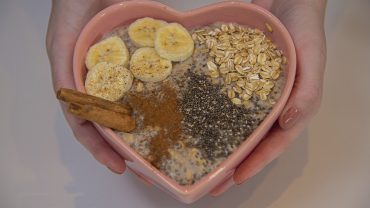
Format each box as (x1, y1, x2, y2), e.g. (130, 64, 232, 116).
(85, 62, 133, 101)
(85, 36, 129, 70)
(128, 17, 168, 47)
(154, 23, 194, 62)
(129, 47, 172, 82)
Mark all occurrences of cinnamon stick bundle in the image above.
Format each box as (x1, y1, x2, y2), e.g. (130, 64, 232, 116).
(56, 88, 135, 132)
(57, 88, 132, 114)
(68, 103, 136, 132)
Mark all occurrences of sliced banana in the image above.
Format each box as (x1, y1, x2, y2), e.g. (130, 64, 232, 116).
(128, 17, 168, 47)
(85, 62, 133, 101)
(129, 47, 172, 82)
(85, 36, 129, 70)
(154, 23, 194, 62)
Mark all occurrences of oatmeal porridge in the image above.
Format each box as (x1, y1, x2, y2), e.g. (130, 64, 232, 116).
(83, 18, 286, 185)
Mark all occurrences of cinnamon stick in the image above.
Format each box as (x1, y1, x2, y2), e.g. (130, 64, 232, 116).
(57, 88, 132, 114)
(68, 103, 136, 132)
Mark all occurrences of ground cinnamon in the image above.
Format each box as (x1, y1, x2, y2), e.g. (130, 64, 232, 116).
(126, 84, 183, 167)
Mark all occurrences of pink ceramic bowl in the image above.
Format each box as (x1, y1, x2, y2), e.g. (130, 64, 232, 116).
(73, 0, 296, 204)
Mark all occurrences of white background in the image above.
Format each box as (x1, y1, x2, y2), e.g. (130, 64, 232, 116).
(1, 0, 369, 207)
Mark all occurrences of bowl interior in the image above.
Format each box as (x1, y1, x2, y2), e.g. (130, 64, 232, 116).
(73, 0, 296, 203)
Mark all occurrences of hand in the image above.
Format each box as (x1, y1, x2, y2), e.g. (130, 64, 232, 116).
(230, 0, 327, 188)
(46, 0, 126, 174)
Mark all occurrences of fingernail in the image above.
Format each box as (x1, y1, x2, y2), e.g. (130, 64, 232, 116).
(235, 171, 258, 185)
(107, 166, 124, 174)
(234, 168, 261, 185)
(281, 107, 300, 129)
(235, 176, 250, 185)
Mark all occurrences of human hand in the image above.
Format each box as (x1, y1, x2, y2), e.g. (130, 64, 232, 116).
(47, 0, 327, 185)
(228, 0, 327, 190)
(46, 0, 126, 174)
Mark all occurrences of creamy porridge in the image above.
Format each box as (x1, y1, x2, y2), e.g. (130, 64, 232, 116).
(83, 18, 286, 185)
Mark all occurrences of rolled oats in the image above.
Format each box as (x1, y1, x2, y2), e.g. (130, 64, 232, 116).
(231, 98, 242, 105)
(233, 86, 243, 94)
(241, 93, 251, 101)
(219, 67, 229, 74)
(259, 71, 271, 79)
(271, 69, 280, 80)
(265, 22, 273, 33)
(210, 70, 220, 78)
(193, 22, 286, 106)
(236, 79, 245, 87)
(227, 88, 235, 99)
(207, 60, 218, 71)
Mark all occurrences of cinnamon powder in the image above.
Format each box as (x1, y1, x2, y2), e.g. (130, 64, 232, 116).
(126, 85, 183, 167)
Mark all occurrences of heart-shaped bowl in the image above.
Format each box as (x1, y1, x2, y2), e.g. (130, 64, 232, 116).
(73, 0, 296, 204)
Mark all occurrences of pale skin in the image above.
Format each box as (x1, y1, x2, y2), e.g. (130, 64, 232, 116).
(46, 0, 327, 190)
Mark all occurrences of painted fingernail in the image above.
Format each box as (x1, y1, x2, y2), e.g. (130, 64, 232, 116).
(281, 107, 300, 129)
(235, 175, 250, 185)
(107, 166, 124, 174)
(234, 166, 262, 185)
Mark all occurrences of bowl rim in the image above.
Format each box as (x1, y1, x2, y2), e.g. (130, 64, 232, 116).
(73, 0, 296, 200)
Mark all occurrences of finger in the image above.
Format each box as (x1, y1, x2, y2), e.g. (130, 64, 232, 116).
(53, 54, 127, 174)
(233, 4, 326, 185)
(277, 5, 327, 129)
(233, 121, 306, 184)
(63, 106, 126, 174)
(47, 11, 126, 174)
(251, 0, 274, 10)
(47, 29, 78, 92)
(278, 35, 326, 129)
(101, 0, 131, 8)
(51, 44, 127, 174)
(209, 177, 234, 197)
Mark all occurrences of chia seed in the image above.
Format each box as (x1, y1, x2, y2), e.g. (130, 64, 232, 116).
(109, 22, 286, 185)
(179, 71, 262, 160)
